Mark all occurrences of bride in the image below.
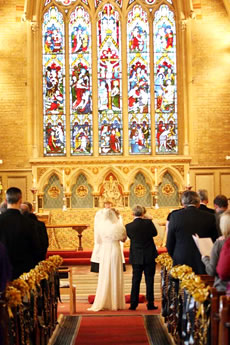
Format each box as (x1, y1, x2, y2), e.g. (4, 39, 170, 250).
(88, 208, 127, 311)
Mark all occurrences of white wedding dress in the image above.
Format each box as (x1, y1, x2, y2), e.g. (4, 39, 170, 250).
(88, 209, 127, 311)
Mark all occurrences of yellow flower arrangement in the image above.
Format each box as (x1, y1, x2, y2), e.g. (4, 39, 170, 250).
(5, 255, 63, 317)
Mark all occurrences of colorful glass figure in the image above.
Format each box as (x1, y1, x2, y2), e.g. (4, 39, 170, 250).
(43, 6, 66, 155)
(127, 5, 151, 154)
(69, 6, 92, 155)
(97, 4, 123, 155)
(154, 4, 178, 154)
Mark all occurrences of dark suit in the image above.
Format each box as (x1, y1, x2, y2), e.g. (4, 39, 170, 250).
(0, 209, 43, 279)
(126, 218, 158, 308)
(199, 204, 215, 214)
(27, 213, 49, 260)
(166, 206, 218, 274)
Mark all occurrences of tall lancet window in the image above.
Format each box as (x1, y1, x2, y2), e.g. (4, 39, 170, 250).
(127, 5, 151, 154)
(154, 4, 178, 154)
(41, 0, 179, 156)
(42, 5, 66, 156)
(69, 6, 92, 155)
(97, 3, 123, 155)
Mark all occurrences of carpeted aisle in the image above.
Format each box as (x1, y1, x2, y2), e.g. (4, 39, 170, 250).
(50, 314, 173, 345)
(74, 315, 150, 345)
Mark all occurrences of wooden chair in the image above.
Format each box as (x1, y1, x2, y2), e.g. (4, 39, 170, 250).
(59, 267, 76, 314)
(218, 295, 230, 345)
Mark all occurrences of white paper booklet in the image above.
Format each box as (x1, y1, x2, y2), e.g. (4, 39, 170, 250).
(192, 235, 213, 257)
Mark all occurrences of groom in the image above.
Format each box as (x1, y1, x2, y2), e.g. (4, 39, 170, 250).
(126, 205, 158, 310)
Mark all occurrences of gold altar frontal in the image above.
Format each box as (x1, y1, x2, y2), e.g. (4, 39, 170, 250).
(39, 207, 170, 250)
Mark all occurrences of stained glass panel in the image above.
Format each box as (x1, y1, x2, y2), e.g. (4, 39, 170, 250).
(56, 0, 77, 5)
(69, 6, 92, 155)
(97, 4, 123, 155)
(42, 6, 66, 156)
(154, 4, 178, 154)
(127, 5, 151, 154)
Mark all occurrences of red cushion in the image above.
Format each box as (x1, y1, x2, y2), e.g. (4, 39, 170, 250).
(88, 294, 146, 304)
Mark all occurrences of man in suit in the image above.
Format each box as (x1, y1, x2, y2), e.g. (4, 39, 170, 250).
(198, 189, 215, 214)
(166, 190, 219, 274)
(213, 194, 228, 236)
(126, 205, 158, 310)
(20, 202, 49, 260)
(0, 187, 43, 279)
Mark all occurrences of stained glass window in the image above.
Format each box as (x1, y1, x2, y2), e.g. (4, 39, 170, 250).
(69, 6, 92, 155)
(42, 6, 66, 156)
(97, 4, 123, 155)
(41, 1, 178, 156)
(127, 5, 151, 154)
(154, 4, 177, 154)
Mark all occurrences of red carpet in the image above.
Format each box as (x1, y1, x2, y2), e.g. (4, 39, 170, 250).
(74, 315, 150, 345)
(58, 300, 161, 316)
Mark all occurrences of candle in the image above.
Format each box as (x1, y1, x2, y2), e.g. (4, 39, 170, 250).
(32, 176, 36, 188)
(187, 172, 190, 186)
(155, 168, 158, 186)
(62, 169, 65, 189)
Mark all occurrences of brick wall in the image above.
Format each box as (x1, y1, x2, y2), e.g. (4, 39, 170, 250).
(191, 0, 230, 165)
(0, 0, 229, 170)
(0, 1, 30, 169)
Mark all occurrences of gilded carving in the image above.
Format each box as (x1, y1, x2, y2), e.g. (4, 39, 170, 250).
(123, 167, 129, 174)
(174, 165, 184, 176)
(162, 184, 175, 196)
(38, 168, 47, 180)
(134, 184, 146, 197)
(76, 185, 88, 198)
(64, 168, 71, 175)
(48, 186, 60, 198)
(100, 174, 123, 207)
(92, 167, 98, 174)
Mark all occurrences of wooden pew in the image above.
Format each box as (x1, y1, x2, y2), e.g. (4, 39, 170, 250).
(210, 288, 226, 345)
(218, 295, 230, 345)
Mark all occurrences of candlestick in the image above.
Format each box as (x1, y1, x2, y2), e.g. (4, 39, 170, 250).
(155, 168, 158, 186)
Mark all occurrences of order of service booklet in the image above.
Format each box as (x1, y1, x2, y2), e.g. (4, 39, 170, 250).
(192, 235, 213, 257)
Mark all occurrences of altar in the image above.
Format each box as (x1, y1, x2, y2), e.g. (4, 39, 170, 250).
(38, 207, 171, 251)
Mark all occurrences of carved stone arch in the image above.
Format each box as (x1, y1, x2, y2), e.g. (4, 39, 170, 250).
(128, 168, 154, 192)
(69, 169, 94, 193)
(39, 168, 63, 192)
(97, 167, 126, 194)
(158, 165, 184, 190)
(129, 169, 153, 208)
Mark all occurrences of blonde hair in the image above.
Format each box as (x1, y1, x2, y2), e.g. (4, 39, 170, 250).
(220, 210, 230, 238)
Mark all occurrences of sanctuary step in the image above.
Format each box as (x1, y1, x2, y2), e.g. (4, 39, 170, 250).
(46, 247, 167, 266)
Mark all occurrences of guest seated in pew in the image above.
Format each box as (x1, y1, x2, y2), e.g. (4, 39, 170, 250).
(166, 190, 218, 274)
(202, 210, 230, 291)
(88, 208, 127, 311)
